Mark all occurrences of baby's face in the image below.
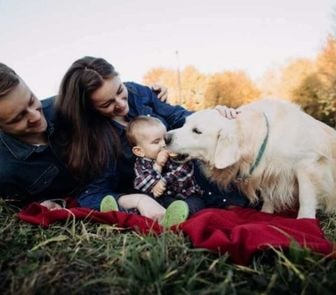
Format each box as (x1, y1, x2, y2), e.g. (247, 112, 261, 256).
(137, 124, 166, 160)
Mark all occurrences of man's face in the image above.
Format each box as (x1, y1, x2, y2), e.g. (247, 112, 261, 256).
(0, 80, 47, 139)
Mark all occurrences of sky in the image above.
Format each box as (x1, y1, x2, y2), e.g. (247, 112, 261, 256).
(0, 0, 334, 98)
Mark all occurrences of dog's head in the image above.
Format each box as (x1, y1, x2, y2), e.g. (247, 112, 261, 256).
(166, 109, 241, 169)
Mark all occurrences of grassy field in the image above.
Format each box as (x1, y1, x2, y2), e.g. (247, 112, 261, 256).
(1, 199, 336, 295)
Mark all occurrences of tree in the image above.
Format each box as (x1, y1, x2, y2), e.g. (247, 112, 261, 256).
(278, 59, 315, 100)
(180, 66, 207, 110)
(143, 67, 262, 111)
(292, 36, 336, 127)
(204, 71, 260, 108)
(143, 67, 180, 105)
(143, 65, 208, 110)
(258, 59, 315, 100)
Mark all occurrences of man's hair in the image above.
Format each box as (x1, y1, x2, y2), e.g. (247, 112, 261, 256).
(126, 116, 165, 147)
(0, 63, 20, 98)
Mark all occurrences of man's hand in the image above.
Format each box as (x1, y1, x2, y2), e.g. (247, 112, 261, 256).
(151, 180, 166, 197)
(151, 84, 168, 102)
(215, 105, 240, 119)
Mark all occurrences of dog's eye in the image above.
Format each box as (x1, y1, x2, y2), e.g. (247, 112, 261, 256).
(192, 128, 202, 135)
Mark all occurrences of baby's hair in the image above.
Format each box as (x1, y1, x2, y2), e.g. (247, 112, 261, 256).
(126, 116, 165, 147)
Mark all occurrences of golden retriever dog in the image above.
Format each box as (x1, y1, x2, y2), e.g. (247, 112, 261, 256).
(166, 99, 336, 218)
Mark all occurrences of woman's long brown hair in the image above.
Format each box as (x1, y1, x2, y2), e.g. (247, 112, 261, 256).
(54, 56, 120, 181)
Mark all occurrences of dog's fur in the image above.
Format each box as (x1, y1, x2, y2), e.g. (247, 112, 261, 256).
(166, 99, 336, 218)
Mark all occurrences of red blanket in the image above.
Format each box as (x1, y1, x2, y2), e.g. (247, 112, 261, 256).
(18, 203, 334, 265)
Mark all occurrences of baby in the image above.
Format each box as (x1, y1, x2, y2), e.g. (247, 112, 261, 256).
(126, 116, 205, 216)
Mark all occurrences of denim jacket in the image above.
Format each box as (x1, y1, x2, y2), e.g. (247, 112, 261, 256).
(0, 97, 79, 204)
(78, 82, 249, 210)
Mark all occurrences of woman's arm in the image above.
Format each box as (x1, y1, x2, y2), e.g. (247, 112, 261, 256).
(148, 88, 192, 129)
(127, 82, 192, 129)
(76, 162, 121, 211)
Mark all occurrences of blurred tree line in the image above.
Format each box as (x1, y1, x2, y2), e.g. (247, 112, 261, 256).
(143, 66, 260, 110)
(143, 36, 336, 127)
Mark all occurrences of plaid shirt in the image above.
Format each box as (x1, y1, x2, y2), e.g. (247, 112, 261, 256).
(134, 157, 203, 198)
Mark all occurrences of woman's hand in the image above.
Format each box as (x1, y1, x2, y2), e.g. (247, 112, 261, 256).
(215, 105, 240, 119)
(151, 84, 168, 102)
(40, 200, 62, 210)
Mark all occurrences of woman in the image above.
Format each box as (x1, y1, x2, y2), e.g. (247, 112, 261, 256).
(54, 56, 248, 220)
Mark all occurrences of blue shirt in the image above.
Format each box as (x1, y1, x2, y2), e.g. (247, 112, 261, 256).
(0, 97, 79, 204)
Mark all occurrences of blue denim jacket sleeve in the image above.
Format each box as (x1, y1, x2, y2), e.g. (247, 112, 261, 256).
(126, 82, 192, 130)
(76, 161, 121, 211)
(149, 90, 191, 129)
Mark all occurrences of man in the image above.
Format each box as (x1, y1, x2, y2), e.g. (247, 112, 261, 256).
(0, 63, 79, 208)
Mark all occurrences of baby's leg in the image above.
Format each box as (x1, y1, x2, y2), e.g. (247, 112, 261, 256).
(118, 193, 165, 221)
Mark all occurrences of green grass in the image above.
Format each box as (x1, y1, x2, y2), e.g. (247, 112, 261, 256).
(1, 199, 336, 294)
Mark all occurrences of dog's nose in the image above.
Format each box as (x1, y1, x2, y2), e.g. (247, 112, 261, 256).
(165, 133, 172, 145)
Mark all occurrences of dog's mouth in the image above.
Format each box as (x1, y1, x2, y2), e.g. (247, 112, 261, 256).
(169, 152, 190, 163)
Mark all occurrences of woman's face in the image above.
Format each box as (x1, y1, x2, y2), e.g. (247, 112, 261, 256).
(90, 76, 129, 118)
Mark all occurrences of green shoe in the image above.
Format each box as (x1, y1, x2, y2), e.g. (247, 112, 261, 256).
(161, 200, 189, 228)
(100, 195, 119, 212)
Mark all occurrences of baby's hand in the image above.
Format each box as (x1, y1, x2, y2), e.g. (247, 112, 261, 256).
(156, 150, 170, 167)
(151, 180, 166, 197)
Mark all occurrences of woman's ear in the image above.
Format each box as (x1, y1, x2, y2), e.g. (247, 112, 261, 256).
(132, 146, 145, 157)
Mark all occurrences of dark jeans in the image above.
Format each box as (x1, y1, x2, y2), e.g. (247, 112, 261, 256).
(193, 161, 251, 209)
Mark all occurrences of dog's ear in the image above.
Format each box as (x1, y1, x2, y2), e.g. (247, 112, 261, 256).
(214, 128, 240, 169)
